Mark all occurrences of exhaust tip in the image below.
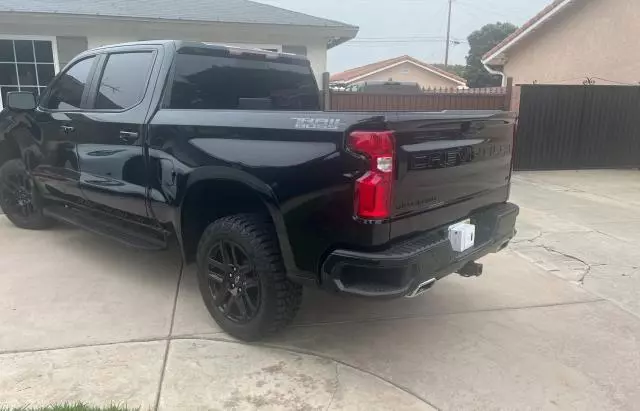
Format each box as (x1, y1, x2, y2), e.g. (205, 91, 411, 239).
(406, 278, 436, 298)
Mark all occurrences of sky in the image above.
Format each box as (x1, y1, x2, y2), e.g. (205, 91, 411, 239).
(255, 0, 554, 73)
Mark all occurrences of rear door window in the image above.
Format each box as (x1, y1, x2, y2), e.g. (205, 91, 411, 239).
(95, 52, 154, 110)
(169, 49, 320, 111)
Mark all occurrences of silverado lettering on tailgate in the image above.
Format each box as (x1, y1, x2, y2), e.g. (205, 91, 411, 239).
(410, 143, 512, 170)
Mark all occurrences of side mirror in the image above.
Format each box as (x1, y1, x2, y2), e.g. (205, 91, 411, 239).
(6, 91, 36, 111)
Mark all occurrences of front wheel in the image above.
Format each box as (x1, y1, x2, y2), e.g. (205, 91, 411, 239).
(196, 214, 302, 341)
(0, 159, 52, 230)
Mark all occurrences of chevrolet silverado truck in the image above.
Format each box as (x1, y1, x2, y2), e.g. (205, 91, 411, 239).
(0, 41, 518, 340)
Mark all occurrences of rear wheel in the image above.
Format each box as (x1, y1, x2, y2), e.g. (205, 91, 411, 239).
(0, 159, 52, 230)
(196, 214, 303, 341)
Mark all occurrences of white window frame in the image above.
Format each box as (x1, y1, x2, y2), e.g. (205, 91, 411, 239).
(0, 34, 60, 110)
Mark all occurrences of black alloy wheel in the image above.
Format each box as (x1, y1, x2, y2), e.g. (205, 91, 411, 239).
(207, 240, 261, 323)
(196, 214, 303, 341)
(0, 159, 52, 230)
(1, 166, 36, 218)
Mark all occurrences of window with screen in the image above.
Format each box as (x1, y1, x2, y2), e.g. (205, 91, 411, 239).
(169, 50, 320, 111)
(42, 56, 95, 110)
(95, 52, 154, 110)
(0, 39, 56, 108)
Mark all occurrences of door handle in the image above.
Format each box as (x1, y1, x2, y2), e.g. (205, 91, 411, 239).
(119, 130, 139, 143)
(60, 125, 75, 133)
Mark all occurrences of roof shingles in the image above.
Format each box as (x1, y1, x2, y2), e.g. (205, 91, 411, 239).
(0, 0, 356, 27)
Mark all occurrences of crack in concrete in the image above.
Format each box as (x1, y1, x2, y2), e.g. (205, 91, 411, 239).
(511, 230, 638, 284)
(153, 259, 184, 411)
(518, 235, 639, 284)
(537, 244, 594, 284)
(324, 363, 340, 411)
(512, 231, 544, 244)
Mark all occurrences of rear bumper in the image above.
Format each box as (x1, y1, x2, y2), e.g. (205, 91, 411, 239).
(320, 202, 519, 298)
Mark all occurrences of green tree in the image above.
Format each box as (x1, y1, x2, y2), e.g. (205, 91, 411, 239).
(465, 22, 517, 88)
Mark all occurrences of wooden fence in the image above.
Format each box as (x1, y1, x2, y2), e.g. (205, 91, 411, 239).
(323, 74, 513, 112)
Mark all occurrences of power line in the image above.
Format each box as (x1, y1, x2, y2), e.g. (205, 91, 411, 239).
(349, 38, 467, 43)
(354, 36, 451, 40)
(344, 40, 467, 46)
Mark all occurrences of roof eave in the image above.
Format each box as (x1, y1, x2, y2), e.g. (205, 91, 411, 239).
(327, 26, 360, 49)
(481, 0, 574, 66)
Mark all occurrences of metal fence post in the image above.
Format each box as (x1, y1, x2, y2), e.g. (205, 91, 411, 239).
(322, 72, 331, 111)
(504, 77, 514, 111)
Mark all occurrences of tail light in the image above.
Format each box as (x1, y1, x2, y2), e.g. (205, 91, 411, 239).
(348, 130, 395, 219)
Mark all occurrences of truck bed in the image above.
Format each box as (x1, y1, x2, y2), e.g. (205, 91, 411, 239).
(149, 108, 516, 274)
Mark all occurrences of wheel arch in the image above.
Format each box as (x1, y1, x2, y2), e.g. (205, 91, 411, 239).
(177, 168, 298, 275)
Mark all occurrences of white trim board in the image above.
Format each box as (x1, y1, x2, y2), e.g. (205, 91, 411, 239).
(345, 59, 466, 86)
(481, 0, 573, 65)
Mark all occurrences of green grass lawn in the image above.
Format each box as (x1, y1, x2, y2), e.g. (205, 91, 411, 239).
(4, 403, 137, 411)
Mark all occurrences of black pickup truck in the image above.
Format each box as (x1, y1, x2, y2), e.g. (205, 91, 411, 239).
(0, 40, 518, 340)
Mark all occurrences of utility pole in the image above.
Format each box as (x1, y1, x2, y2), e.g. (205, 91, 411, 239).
(444, 0, 453, 68)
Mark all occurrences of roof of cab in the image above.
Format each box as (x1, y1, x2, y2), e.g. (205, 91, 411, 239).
(79, 40, 311, 65)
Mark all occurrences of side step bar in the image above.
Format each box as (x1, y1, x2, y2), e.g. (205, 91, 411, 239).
(44, 205, 167, 251)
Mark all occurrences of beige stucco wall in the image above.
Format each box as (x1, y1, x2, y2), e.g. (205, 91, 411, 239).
(355, 62, 462, 89)
(503, 0, 640, 87)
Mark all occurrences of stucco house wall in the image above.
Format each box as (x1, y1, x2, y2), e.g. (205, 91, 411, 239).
(356, 62, 462, 89)
(504, 0, 640, 86)
(494, 0, 640, 111)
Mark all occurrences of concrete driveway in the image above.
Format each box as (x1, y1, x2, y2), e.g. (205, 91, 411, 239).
(1, 170, 639, 410)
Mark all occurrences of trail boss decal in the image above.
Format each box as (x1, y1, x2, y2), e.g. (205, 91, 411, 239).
(293, 117, 342, 130)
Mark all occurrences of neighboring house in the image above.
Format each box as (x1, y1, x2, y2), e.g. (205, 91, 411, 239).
(331, 56, 467, 90)
(482, 0, 640, 110)
(0, 0, 358, 108)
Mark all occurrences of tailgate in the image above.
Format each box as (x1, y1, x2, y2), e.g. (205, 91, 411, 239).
(388, 111, 516, 239)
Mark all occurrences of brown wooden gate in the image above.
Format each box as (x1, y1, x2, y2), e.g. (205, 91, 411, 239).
(515, 85, 640, 170)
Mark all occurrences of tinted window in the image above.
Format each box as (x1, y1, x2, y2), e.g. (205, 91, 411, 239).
(95, 52, 154, 110)
(169, 51, 319, 111)
(44, 57, 95, 110)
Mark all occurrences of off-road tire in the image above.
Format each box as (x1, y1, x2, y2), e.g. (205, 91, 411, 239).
(196, 213, 303, 341)
(0, 159, 52, 230)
